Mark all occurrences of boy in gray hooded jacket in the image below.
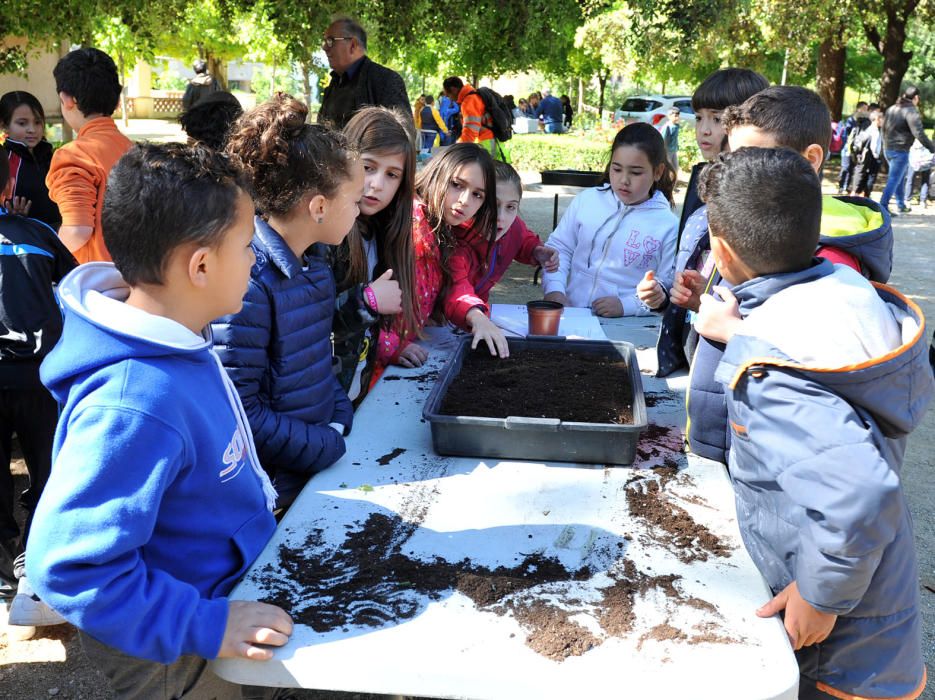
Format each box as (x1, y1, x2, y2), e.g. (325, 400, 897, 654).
(698, 147, 933, 700)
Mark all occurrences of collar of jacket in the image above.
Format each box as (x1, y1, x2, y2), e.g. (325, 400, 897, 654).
(2, 137, 53, 160)
(253, 216, 307, 279)
(732, 257, 834, 317)
(331, 55, 367, 84)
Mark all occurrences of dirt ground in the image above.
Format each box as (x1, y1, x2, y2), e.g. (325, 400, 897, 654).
(3, 162, 934, 699)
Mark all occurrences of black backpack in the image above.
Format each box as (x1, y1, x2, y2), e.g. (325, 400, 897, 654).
(470, 87, 513, 142)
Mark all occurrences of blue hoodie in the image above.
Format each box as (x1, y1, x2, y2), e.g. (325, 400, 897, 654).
(715, 260, 933, 698)
(27, 263, 277, 664)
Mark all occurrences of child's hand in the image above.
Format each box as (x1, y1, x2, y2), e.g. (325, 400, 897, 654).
(543, 291, 569, 307)
(636, 270, 666, 309)
(591, 296, 623, 317)
(467, 308, 509, 358)
(669, 270, 705, 311)
(533, 245, 560, 273)
(694, 286, 742, 343)
(218, 601, 293, 660)
(756, 581, 837, 651)
(6, 196, 32, 217)
(368, 269, 402, 314)
(397, 342, 429, 368)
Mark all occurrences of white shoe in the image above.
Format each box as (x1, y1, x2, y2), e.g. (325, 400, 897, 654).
(7, 575, 66, 627)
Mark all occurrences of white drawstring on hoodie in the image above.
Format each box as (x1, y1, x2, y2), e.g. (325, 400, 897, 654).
(209, 351, 278, 512)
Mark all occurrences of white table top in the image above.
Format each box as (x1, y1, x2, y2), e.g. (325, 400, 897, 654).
(212, 316, 799, 699)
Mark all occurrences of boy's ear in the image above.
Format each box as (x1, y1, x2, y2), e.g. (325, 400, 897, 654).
(58, 92, 77, 112)
(802, 143, 824, 175)
(307, 193, 327, 224)
(187, 245, 213, 288)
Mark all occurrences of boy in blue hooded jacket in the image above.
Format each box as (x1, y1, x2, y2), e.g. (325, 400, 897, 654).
(699, 147, 932, 700)
(27, 143, 293, 698)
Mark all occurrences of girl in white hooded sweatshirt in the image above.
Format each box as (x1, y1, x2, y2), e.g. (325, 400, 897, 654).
(543, 122, 678, 316)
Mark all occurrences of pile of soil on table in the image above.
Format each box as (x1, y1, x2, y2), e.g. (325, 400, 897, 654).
(255, 475, 737, 662)
(439, 347, 635, 424)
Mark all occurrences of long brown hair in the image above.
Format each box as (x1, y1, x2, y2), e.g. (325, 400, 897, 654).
(342, 107, 418, 335)
(415, 143, 497, 314)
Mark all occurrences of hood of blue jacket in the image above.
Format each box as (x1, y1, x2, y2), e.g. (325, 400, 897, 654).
(41, 263, 211, 399)
(819, 195, 893, 283)
(716, 260, 933, 438)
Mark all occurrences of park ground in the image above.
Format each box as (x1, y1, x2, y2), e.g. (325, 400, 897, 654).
(0, 119, 933, 699)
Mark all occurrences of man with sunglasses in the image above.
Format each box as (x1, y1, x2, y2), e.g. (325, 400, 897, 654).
(317, 17, 410, 129)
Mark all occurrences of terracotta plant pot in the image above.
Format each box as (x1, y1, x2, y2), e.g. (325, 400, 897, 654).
(527, 300, 563, 336)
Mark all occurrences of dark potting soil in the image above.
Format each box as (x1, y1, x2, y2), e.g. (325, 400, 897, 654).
(376, 447, 406, 466)
(439, 348, 634, 424)
(255, 488, 736, 662)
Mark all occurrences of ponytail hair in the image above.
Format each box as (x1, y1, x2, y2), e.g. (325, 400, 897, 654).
(227, 93, 357, 216)
(601, 122, 675, 206)
(342, 106, 418, 335)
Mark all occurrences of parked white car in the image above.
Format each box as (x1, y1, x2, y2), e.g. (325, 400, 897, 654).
(614, 95, 696, 127)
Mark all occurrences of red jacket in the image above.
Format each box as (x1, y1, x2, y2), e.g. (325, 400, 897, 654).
(444, 215, 541, 329)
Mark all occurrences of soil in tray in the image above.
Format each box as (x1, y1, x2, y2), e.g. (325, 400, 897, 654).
(439, 347, 635, 424)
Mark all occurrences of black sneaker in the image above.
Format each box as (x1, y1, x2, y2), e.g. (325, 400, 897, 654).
(898, 204, 912, 213)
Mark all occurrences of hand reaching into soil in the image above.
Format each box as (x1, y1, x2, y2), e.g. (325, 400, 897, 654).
(543, 291, 569, 307)
(591, 296, 623, 317)
(218, 600, 293, 660)
(533, 245, 560, 273)
(756, 581, 837, 650)
(636, 270, 666, 310)
(397, 342, 429, 368)
(367, 269, 402, 314)
(467, 308, 509, 358)
(669, 270, 705, 311)
(694, 286, 742, 343)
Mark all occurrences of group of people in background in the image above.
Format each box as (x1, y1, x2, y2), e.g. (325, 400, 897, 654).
(514, 89, 574, 133)
(836, 87, 935, 213)
(1, 14, 934, 700)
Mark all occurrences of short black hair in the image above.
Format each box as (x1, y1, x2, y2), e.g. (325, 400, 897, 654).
(53, 48, 122, 117)
(103, 143, 250, 286)
(180, 91, 243, 150)
(855, 100, 868, 110)
(0, 145, 9, 194)
(193, 59, 208, 74)
(722, 86, 832, 155)
(443, 77, 464, 93)
(902, 86, 920, 101)
(691, 68, 770, 112)
(699, 147, 821, 276)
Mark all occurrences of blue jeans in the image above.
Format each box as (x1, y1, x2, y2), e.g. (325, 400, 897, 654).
(544, 121, 564, 134)
(880, 150, 909, 209)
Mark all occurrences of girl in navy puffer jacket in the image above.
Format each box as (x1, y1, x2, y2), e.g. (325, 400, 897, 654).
(212, 94, 364, 511)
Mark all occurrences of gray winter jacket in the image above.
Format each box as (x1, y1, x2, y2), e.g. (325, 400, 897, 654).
(715, 260, 933, 698)
(883, 99, 935, 153)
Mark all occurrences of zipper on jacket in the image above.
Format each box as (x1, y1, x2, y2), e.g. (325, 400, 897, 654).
(588, 201, 630, 302)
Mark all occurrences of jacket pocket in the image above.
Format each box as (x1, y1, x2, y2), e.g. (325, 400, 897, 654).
(210, 508, 275, 598)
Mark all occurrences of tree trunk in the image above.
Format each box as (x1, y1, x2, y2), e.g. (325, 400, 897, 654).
(118, 56, 129, 127)
(598, 72, 608, 120)
(207, 54, 227, 91)
(816, 24, 846, 120)
(471, 72, 479, 87)
(577, 77, 584, 117)
(864, 0, 916, 107)
(300, 60, 312, 107)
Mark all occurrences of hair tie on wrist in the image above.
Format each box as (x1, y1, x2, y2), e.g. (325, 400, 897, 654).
(364, 285, 379, 313)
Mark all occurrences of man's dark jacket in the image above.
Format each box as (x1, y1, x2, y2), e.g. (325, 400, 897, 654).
(317, 56, 410, 129)
(883, 99, 935, 153)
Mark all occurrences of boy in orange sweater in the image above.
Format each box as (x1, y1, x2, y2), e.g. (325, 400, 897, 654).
(46, 48, 131, 263)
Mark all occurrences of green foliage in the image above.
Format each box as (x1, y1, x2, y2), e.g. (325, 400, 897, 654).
(152, 66, 188, 91)
(508, 133, 610, 172)
(250, 64, 304, 102)
(0, 46, 29, 76)
(677, 124, 701, 171)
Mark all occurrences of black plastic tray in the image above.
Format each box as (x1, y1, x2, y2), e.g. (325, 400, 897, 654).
(540, 169, 603, 187)
(422, 336, 647, 465)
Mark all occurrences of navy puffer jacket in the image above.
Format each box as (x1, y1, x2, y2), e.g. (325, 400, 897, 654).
(212, 217, 353, 507)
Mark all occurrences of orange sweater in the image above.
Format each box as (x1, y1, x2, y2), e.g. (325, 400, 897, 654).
(46, 117, 132, 263)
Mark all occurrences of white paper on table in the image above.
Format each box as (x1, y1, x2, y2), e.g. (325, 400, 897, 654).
(490, 303, 608, 340)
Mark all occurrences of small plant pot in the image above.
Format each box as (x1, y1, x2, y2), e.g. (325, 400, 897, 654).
(527, 300, 563, 336)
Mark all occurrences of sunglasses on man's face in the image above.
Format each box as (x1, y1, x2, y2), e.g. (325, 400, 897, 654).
(322, 36, 351, 50)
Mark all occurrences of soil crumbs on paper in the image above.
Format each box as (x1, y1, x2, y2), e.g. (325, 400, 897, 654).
(439, 347, 634, 424)
(255, 472, 737, 662)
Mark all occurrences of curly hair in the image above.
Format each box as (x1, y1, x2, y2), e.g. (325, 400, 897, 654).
(226, 94, 357, 216)
(180, 92, 243, 151)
